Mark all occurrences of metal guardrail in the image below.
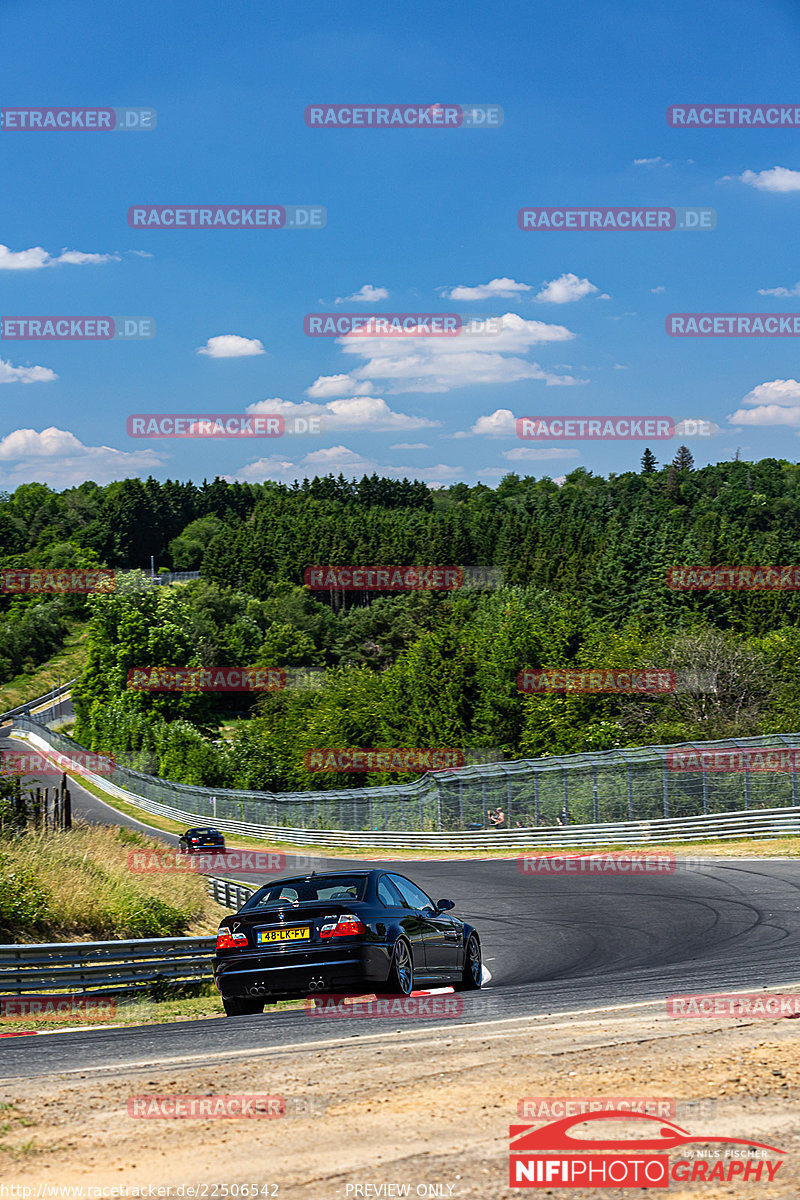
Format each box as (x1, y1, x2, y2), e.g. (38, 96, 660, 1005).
(0, 680, 76, 726)
(0, 935, 215, 996)
(0, 879, 254, 997)
(208, 876, 256, 910)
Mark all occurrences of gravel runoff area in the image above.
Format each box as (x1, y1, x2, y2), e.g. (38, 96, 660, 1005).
(1, 1000, 800, 1199)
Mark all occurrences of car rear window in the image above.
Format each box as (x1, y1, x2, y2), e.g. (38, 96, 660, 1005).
(241, 875, 368, 910)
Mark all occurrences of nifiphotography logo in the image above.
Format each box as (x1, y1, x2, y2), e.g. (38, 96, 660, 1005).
(508, 1110, 785, 1188)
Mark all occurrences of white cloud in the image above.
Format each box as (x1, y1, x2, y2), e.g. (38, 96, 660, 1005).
(503, 447, 580, 461)
(633, 156, 668, 166)
(613, 363, 628, 370)
(229, 445, 462, 485)
(0, 426, 163, 487)
(0, 358, 57, 384)
(0, 244, 119, 270)
(453, 408, 516, 438)
(197, 335, 266, 358)
(442, 277, 531, 301)
(246, 395, 437, 432)
(728, 378, 800, 426)
(534, 273, 603, 304)
(313, 312, 582, 394)
(651, 286, 666, 294)
(306, 374, 373, 399)
(390, 442, 429, 450)
(334, 284, 389, 303)
(758, 282, 800, 297)
(56, 249, 120, 266)
(736, 166, 800, 193)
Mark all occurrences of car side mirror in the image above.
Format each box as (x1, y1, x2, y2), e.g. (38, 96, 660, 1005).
(435, 898, 455, 912)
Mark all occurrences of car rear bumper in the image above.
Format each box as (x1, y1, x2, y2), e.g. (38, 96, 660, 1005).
(213, 942, 393, 999)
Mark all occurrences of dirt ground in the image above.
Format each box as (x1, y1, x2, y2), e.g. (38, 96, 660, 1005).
(2, 1000, 800, 1199)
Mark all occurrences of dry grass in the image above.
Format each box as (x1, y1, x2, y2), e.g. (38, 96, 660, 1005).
(0, 821, 223, 942)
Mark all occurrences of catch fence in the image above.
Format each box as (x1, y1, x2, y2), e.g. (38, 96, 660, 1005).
(11, 717, 800, 834)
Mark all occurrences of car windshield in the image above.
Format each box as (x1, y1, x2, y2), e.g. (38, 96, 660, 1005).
(241, 875, 368, 910)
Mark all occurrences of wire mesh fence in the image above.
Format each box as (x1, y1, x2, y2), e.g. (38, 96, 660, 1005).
(13, 717, 800, 833)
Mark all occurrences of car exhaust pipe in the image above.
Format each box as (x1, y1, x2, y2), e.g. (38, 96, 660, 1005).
(307, 977, 326, 992)
(248, 984, 268, 996)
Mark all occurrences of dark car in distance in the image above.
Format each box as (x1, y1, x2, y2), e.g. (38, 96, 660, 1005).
(213, 869, 483, 1015)
(178, 826, 226, 854)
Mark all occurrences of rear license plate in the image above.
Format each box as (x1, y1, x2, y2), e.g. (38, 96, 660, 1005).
(257, 926, 311, 944)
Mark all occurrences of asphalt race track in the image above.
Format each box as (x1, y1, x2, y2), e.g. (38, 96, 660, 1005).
(3, 730, 800, 1081)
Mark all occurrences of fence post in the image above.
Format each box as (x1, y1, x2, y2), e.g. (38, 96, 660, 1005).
(702, 767, 709, 815)
(436, 777, 443, 831)
(563, 768, 569, 823)
(592, 765, 599, 823)
(481, 775, 488, 828)
(63, 784, 72, 830)
(662, 760, 669, 819)
(458, 777, 464, 827)
(744, 762, 750, 810)
(627, 763, 634, 821)
(534, 771, 540, 825)
(506, 768, 513, 827)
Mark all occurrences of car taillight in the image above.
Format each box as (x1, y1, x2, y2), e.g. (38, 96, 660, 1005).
(319, 914, 366, 939)
(216, 928, 248, 950)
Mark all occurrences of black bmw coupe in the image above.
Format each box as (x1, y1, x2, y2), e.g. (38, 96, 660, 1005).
(213, 869, 482, 1015)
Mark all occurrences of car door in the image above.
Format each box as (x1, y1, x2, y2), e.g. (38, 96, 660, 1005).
(377, 874, 428, 974)
(389, 874, 460, 974)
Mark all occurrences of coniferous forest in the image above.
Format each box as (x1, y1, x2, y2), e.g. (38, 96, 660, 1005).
(4, 453, 800, 790)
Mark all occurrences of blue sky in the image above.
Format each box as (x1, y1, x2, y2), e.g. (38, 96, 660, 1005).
(3, 0, 800, 489)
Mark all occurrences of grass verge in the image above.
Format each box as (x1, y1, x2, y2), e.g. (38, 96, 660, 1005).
(0, 619, 89, 712)
(0, 821, 223, 941)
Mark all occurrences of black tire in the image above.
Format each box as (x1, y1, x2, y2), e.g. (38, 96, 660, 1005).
(384, 937, 414, 995)
(222, 995, 264, 1016)
(453, 934, 482, 991)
